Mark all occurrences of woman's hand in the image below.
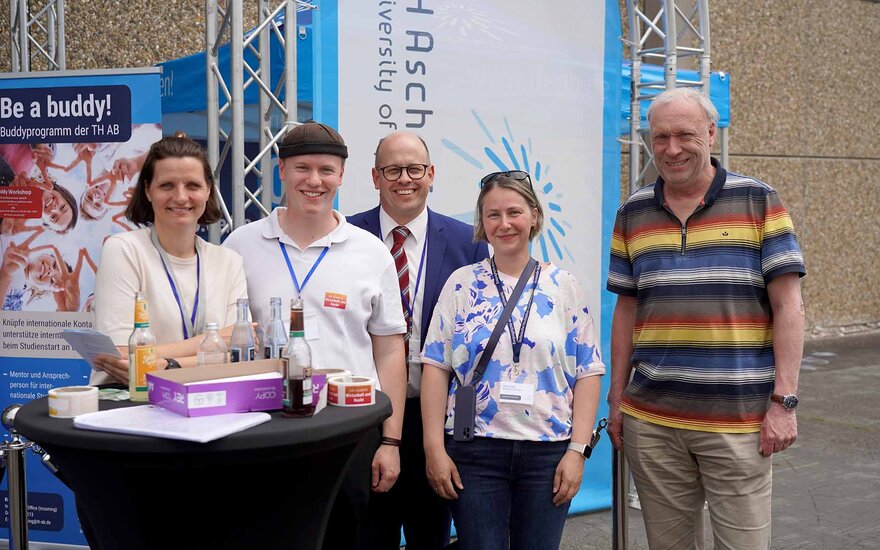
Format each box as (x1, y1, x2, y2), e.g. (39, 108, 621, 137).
(94, 354, 130, 384)
(552, 450, 584, 506)
(111, 157, 140, 181)
(425, 446, 463, 500)
(0, 244, 28, 280)
(31, 144, 54, 164)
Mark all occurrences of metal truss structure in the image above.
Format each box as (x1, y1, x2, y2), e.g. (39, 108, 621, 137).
(623, 0, 716, 194)
(8, 0, 66, 72)
(205, 0, 316, 243)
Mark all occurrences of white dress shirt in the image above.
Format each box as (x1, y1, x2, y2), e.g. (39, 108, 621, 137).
(379, 206, 429, 398)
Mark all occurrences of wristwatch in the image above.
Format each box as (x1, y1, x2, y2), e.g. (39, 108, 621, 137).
(770, 393, 798, 411)
(567, 442, 590, 459)
(164, 357, 182, 370)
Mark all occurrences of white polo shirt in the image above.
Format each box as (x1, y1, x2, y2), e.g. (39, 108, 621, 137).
(223, 209, 407, 385)
(378, 206, 428, 398)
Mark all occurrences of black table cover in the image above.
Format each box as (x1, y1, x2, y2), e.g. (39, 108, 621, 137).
(15, 393, 391, 550)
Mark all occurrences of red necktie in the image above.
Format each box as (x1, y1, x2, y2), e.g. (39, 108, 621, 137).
(391, 226, 411, 360)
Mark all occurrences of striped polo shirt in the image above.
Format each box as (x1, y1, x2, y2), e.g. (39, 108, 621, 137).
(607, 158, 805, 433)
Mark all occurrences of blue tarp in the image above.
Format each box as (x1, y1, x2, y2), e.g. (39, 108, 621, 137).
(621, 62, 731, 134)
(156, 10, 313, 140)
(158, 50, 731, 141)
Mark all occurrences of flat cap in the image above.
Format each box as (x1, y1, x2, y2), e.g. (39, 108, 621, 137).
(278, 122, 348, 159)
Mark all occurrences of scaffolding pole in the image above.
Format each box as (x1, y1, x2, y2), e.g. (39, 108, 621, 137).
(624, 0, 713, 194)
(615, 2, 713, 548)
(9, 0, 66, 72)
(204, 0, 315, 244)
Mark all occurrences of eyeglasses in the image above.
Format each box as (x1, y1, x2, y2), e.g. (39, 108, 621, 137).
(378, 164, 430, 181)
(479, 170, 532, 188)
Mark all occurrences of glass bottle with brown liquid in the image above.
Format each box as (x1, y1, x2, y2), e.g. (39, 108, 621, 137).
(282, 297, 314, 417)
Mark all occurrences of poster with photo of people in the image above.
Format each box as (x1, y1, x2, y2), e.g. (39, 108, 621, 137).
(0, 126, 160, 313)
(0, 69, 162, 546)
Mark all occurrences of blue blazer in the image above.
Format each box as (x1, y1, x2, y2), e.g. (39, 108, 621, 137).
(347, 207, 489, 347)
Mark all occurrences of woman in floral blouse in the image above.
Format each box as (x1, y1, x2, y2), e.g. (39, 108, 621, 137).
(420, 171, 605, 550)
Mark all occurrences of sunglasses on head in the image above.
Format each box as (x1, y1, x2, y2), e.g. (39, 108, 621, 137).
(479, 170, 532, 188)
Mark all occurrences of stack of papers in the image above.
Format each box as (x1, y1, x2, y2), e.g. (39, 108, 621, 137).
(73, 405, 271, 443)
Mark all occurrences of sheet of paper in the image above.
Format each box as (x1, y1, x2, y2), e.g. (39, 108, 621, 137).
(61, 329, 123, 368)
(73, 405, 271, 443)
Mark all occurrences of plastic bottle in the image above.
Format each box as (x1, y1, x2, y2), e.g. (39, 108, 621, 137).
(197, 322, 228, 366)
(282, 297, 314, 417)
(229, 298, 255, 362)
(128, 291, 157, 402)
(263, 297, 288, 359)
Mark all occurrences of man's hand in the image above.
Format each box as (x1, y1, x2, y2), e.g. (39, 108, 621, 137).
(758, 404, 797, 457)
(371, 444, 400, 493)
(425, 446, 463, 500)
(552, 451, 584, 506)
(607, 396, 625, 450)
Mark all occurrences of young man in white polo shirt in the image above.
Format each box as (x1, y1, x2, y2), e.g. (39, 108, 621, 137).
(223, 122, 407, 549)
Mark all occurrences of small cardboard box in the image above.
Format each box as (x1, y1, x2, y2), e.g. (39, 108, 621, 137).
(147, 359, 283, 417)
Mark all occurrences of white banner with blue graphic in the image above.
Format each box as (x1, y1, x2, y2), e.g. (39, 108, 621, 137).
(0, 68, 162, 547)
(335, 1, 621, 514)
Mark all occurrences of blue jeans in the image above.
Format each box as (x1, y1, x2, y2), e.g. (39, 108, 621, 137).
(445, 436, 571, 550)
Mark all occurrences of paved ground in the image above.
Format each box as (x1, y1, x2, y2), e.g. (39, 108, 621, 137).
(560, 331, 880, 550)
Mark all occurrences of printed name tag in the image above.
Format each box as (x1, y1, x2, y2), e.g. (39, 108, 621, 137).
(324, 292, 347, 310)
(498, 381, 535, 405)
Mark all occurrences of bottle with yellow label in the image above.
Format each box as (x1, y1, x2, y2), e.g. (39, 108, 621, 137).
(128, 291, 157, 401)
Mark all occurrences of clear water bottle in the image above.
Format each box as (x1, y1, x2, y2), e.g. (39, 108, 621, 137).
(197, 322, 228, 366)
(263, 297, 288, 359)
(229, 298, 255, 362)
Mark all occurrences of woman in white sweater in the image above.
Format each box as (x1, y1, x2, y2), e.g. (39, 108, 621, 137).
(91, 133, 247, 385)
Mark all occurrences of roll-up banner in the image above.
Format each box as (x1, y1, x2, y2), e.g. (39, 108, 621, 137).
(0, 68, 162, 547)
(332, 1, 622, 514)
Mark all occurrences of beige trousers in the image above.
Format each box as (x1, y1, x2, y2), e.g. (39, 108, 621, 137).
(623, 415, 772, 550)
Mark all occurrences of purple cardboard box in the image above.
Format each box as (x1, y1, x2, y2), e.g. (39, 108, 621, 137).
(147, 359, 283, 417)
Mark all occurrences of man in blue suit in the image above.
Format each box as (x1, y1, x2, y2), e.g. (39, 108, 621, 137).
(349, 131, 489, 549)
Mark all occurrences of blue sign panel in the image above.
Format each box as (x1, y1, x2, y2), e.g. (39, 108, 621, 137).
(0, 85, 132, 144)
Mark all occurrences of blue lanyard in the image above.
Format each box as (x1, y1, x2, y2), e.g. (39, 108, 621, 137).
(279, 241, 329, 295)
(151, 229, 202, 340)
(401, 237, 428, 319)
(490, 258, 541, 364)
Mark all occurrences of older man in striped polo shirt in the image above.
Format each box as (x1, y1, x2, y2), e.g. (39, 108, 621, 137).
(607, 87, 806, 550)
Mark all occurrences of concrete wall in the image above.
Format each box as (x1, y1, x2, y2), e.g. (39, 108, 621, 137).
(714, 1, 880, 336)
(2, 1, 878, 334)
(621, 0, 880, 336)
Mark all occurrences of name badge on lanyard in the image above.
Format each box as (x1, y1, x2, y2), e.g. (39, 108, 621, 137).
(151, 229, 206, 339)
(403, 239, 428, 364)
(498, 381, 535, 405)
